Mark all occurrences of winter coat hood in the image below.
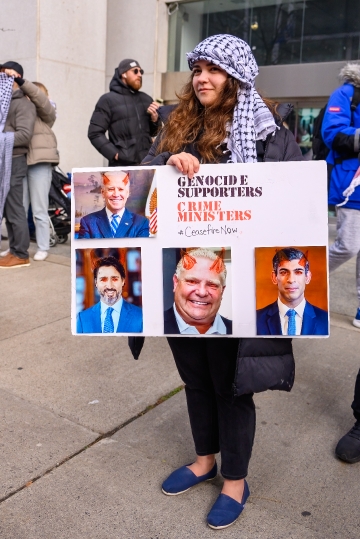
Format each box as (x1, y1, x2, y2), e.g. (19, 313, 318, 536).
(12, 88, 26, 100)
(109, 68, 137, 95)
(20, 80, 59, 165)
(275, 103, 293, 125)
(4, 88, 36, 156)
(339, 63, 360, 88)
(89, 70, 158, 165)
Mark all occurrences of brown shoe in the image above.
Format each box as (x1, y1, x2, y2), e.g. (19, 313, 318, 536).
(0, 253, 30, 268)
(0, 251, 12, 261)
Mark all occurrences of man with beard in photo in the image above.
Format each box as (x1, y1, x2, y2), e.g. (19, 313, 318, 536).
(77, 256, 143, 333)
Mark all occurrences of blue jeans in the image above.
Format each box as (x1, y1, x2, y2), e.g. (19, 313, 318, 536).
(23, 163, 52, 251)
(329, 207, 360, 306)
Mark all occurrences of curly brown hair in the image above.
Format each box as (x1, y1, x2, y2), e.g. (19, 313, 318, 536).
(157, 74, 240, 163)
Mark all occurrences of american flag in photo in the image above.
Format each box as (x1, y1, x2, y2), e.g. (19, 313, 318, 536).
(145, 177, 157, 235)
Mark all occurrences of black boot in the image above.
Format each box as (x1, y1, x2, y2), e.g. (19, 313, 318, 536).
(335, 421, 360, 463)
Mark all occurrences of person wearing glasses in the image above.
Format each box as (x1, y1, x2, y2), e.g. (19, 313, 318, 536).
(88, 59, 160, 166)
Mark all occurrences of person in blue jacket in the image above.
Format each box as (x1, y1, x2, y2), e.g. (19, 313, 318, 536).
(322, 63, 360, 464)
(322, 63, 360, 328)
(77, 256, 143, 334)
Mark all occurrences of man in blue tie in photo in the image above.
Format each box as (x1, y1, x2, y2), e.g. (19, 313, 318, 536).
(77, 256, 143, 333)
(256, 248, 328, 336)
(78, 171, 149, 238)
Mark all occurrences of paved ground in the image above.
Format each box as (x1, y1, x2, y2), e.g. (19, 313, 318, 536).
(0, 222, 359, 539)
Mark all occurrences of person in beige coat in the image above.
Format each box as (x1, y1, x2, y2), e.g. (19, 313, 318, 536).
(1, 74, 59, 261)
(0, 62, 36, 268)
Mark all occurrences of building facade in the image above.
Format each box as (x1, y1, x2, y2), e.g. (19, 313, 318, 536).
(1, 0, 359, 170)
(163, 0, 360, 156)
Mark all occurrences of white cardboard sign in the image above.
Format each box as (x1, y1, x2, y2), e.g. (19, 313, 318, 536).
(71, 162, 329, 338)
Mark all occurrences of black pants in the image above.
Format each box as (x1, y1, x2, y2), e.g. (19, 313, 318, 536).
(352, 369, 360, 422)
(167, 337, 255, 480)
(4, 155, 29, 259)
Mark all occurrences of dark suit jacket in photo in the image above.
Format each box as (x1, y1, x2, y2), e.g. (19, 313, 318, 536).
(78, 207, 149, 238)
(77, 299, 143, 333)
(256, 300, 329, 336)
(164, 307, 232, 335)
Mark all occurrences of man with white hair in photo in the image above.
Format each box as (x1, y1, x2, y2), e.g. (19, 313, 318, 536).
(78, 171, 149, 238)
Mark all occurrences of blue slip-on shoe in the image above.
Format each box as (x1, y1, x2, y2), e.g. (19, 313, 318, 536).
(162, 461, 217, 496)
(207, 480, 250, 530)
(353, 308, 360, 329)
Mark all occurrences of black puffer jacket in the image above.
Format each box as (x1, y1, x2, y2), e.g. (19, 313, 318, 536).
(88, 69, 160, 166)
(129, 106, 302, 397)
(143, 102, 302, 166)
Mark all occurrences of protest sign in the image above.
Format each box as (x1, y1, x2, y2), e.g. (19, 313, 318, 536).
(72, 161, 329, 337)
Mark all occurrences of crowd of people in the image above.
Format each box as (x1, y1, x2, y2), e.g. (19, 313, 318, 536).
(1, 32, 360, 531)
(0, 61, 59, 266)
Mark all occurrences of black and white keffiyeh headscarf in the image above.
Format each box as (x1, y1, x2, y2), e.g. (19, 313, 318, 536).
(187, 34, 277, 163)
(0, 73, 15, 235)
(0, 72, 13, 133)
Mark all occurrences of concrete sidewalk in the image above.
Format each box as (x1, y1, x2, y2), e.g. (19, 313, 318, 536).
(0, 226, 359, 539)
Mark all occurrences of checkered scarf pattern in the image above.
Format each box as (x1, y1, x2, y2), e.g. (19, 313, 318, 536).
(0, 73, 15, 235)
(0, 72, 13, 133)
(187, 34, 277, 163)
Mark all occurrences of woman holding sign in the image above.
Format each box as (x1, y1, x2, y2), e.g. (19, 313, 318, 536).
(142, 34, 302, 530)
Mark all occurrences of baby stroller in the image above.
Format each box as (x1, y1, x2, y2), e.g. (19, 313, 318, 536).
(48, 166, 71, 246)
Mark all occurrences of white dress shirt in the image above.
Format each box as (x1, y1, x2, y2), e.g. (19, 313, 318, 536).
(277, 298, 306, 336)
(173, 304, 227, 335)
(100, 298, 123, 333)
(105, 206, 125, 226)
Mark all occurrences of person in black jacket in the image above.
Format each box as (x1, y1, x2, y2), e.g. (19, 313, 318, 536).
(141, 34, 302, 531)
(88, 59, 160, 166)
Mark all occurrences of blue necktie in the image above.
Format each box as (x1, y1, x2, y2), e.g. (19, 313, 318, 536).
(111, 214, 120, 237)
(286, 309, 296, 335)
(103, 307, 114, 333)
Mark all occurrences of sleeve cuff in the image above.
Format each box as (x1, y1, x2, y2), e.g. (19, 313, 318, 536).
(354, 128, 360, 153)
(14, 77, 25, 86)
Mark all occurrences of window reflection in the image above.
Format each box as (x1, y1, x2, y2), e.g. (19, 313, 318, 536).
(167, 0, 360, 70)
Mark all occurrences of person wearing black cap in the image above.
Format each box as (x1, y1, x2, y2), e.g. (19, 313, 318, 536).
(88, 59, 160, 166)
(0, 61, 36, 268)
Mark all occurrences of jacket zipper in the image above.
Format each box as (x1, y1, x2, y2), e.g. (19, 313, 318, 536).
(134, 97, 142, 131)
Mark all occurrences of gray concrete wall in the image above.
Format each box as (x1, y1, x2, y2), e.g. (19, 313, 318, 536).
(106, 0, 157, 97)
(255, 61, 348, 101)
(0, 0, 38, 83)
(106, 0, 168, 101)
(1, 0, 108, 172)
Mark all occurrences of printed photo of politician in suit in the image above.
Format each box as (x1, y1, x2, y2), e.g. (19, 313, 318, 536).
(256, 247, 329, 336)
(76, 248, 143, 334)
(73, 168, 157, 239)
(163, 247, 232, 336)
